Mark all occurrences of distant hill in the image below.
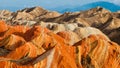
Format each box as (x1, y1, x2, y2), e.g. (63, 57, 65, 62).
(0, 1, 120, 13)
(52, 1, 120, 13)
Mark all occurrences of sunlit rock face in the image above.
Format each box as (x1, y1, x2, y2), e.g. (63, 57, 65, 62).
(73, 34, 120, 68)
(0, 6, 120, 44)
(0, 6, 61, 26)
(73, 27, 110, 41)
(0, 21, 119, 68)
(0, 21, 77, 68)
(57, 31, 80, 45)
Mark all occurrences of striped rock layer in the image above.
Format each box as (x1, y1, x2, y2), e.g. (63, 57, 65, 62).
(0, 21, 120, 68)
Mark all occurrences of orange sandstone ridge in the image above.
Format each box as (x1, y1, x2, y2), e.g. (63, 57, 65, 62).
(0, 21, 120, 68)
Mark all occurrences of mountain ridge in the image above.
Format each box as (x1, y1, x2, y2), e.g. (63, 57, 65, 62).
(51, 1, 120, 13)
(0, 1, 120, 13)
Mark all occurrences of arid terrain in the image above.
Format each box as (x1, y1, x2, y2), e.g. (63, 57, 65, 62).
(0, 6, 120, 68)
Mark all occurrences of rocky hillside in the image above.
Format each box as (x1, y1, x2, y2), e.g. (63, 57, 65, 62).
(0, 6, 120, 68)
(0, 6, 120, 44)
(0, 21, 119, 68)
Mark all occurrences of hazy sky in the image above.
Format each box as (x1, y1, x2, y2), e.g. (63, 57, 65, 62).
(0, 0, 120, 9)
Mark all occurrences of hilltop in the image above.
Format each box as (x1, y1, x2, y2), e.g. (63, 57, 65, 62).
(0, 6, 120, 68)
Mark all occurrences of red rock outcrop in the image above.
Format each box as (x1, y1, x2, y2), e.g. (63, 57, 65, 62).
(0, 21, 77, 68)
(74, 34, 120, 68)
(57, 31, 80, 45)
(0, 20, 8, 33)
(0, 21, 120, 68)
(0, 7, 120, 44)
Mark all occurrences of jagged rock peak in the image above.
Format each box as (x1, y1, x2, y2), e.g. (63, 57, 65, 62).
(19, 6, 47, 12)
(87, 6, 111, 13)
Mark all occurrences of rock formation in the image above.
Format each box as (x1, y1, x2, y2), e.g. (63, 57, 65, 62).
(0, 21, 120, 68)
(0, 6, 120, 68)
(73, 27, 110, 40)
(0, 6, 119, 44)
(0, 10, 12, 21)
(73, 34, 120, 68)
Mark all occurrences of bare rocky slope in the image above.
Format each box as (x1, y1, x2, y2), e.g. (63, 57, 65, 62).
(0, 21, 119, 68)
(0, 6, 120, 44)
(0, 6, 120, 68)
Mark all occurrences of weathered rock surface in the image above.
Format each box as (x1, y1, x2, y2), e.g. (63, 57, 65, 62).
(0, 10, 12, 21)
(108, 28, 120, 44)
(1, 7, 61, 26)
(0, 6, 120, 46)
(74, 34, 120, 68)
(57, 31, 80, 45)
(0, 21, 120, 68)
(0, 6, 119, 44)
(0, 6, 120, 68)
(35, 7, 120, 44)
(73, 27, 110, 41)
